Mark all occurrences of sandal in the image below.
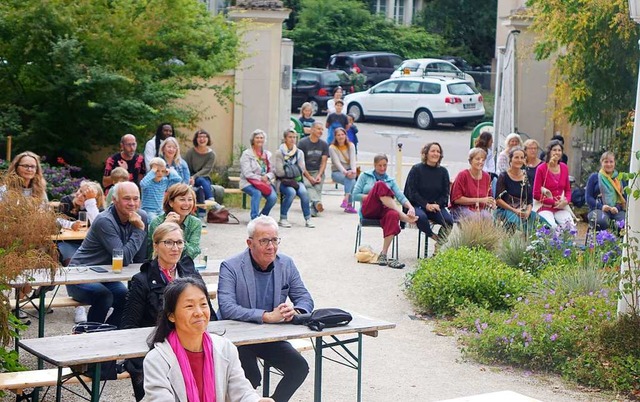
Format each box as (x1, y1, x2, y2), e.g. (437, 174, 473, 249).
(387, 259, 405, 269)
(377, 253, 388, 266)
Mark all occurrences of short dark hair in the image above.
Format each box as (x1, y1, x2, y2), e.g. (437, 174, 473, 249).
(147, 277, 209, 348)
(154, 123, 174, 157)
(192, 129, 211, 146)
(335, 99, 344, 106)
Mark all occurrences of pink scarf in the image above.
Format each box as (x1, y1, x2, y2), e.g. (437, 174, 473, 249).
(167, 330, 216, 402)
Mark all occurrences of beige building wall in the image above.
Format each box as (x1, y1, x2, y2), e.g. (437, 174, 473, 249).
(175, 74, 236, 167)
(496, 0, 577, 170)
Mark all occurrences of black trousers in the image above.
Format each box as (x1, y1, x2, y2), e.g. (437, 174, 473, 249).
(238, 341, 309, 402)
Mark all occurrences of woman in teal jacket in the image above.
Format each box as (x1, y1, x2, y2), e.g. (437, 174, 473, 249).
(353, 154, 417, 268)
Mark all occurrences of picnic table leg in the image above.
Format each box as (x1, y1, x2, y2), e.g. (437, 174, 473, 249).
(56, 367, 64, 402)
(37, 289, 47, 340)
(313, 336, 323, 402)
(91, 364, 101, 402)
(357, 333, 363, 402)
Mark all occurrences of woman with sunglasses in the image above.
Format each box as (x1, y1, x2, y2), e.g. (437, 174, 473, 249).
(122, 222, 215, 401)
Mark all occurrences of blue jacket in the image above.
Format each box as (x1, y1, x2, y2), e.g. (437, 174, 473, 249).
(218, 249, 314, 323)
(352, 169, 409, 205)
(585, 172, 627, 211)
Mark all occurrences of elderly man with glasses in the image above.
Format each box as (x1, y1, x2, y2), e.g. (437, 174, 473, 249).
(102, 133, 146, 189)
(218, 215, 314, 402)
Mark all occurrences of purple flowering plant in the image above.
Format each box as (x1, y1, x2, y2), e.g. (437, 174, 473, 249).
(41, 158, 86, 200)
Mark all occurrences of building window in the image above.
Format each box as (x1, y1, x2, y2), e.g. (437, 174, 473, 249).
(394, 0, 405, 24)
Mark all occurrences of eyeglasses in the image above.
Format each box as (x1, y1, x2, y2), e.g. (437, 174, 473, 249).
(122, 143, 137, 147)
(157, 240, 185, 249)
(251, 237, 281, 247)
(18, 164, 37, 170)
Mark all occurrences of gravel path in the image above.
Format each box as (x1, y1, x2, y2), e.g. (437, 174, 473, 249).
(6, 194, 626, 402)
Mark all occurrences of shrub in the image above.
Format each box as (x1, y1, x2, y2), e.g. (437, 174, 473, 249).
(407, 247, 533, 317)
(41, 158, 86, 200)
(454, 289, 617, 372)
(496, 234, 528, 268)
(440, 211, 507, 253)
(537, 264, 613, 297)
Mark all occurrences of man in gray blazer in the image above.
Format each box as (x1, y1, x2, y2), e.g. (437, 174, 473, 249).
(218, 215, 314, 402)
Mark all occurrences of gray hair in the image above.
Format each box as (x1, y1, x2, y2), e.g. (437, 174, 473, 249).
(250, 129, 266, 146)
(111, 181, 138, 201)
(468, 147, 487, 162)
(247, 215, 279, 238)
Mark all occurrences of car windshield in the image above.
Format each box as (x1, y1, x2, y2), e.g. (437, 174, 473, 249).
(447, 83, 477, 95)
(322, 71, 351, 86)
(398, 61, 420, 71)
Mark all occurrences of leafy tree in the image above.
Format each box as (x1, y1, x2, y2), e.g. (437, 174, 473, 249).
(527, 0, 638, 130)
(0, 0, 242, 167)
(285, 0, 444, 68)
(416, 0, 497, 66)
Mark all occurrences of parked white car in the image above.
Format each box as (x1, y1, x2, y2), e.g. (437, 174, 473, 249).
(344, 76, 485, 129)
(390, 58, 475, 86)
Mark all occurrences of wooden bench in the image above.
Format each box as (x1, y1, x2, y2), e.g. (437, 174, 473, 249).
(227, 177, 248, 209)
(9, 296, 85, 310)
(0, 368, 130, 397)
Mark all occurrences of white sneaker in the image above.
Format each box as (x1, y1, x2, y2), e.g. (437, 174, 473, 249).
(305, 219, 315, 228)
(74, 306, 87, 323)
(279, 219, 292, 228)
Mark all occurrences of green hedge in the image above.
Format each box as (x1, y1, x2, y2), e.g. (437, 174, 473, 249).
(407, 247, 533, 317)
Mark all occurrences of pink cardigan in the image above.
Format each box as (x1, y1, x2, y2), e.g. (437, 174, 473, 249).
(532, 162, 571, 212)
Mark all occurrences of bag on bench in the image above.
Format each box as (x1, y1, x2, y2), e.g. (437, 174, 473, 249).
(72, 322, 118, 380)
(291, 308, 353, 331)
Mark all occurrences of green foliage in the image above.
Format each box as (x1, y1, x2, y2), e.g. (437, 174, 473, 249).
(537, 264, 613, 298)
(349, 73, 367, 92)
(0, 0, 242, 163)
(496, 234, 529, 268)
(454, 289, 617, 373)
(440, 211, 507, 253)
(285, 0, 444, 68)
(527, 0, 638, 129)
(416, 0, 497, 65)
(407, 247, 533, 317)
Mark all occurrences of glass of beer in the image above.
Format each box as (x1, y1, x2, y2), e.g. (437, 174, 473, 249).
(112, 248, 124, 273)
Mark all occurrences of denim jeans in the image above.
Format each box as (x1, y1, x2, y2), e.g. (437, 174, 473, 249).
(66, 282, 127, 327)
(242, 184, 277, 219)
(194, 176, 213, 199)
(331, 171, 356, 202)
(280, 183, 311, 220)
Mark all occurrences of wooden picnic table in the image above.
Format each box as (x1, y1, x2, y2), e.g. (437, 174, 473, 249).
(19, 314, 395, 402)
(50, 228, 88, 242)
(9, 260, 220, 339)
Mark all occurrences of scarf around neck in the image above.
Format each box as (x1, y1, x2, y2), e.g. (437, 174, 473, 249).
(279, 143, 298, 161)
(598, 168, 626, 210)
(167, 330, 216, 402)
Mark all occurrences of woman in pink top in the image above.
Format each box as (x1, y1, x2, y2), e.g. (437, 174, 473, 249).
(450, 147, 495, 218)
(533, 140, 573, 228)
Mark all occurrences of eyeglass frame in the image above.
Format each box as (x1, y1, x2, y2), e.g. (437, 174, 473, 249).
(156, 240, 186, 249)
(18, 164, 37, 170)
(250, 237, 281, 247)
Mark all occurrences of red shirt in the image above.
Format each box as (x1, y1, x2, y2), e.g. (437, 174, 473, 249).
(450, 169, 492, 211)
(185, 350, 205, 401)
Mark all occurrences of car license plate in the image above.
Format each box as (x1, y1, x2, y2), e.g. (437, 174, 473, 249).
(463, 103, 476, 110)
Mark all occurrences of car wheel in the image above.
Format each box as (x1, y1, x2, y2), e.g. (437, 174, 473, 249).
(347, 103, 364, 122)
(414, 109, 434, 130)
(308, 100, 319, 115)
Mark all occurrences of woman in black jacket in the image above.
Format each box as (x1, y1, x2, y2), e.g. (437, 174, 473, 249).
(121, 221, 215, 401)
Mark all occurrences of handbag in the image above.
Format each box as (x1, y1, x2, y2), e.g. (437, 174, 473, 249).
(72, 322, 119, 380)
(207, 208, 240, 224)
(280, 178, 300, 190)
(291, 308, 353, 331)
(247, 178, 272, 196)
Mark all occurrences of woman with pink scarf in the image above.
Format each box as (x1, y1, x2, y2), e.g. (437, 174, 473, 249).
(144, 277, 272, 402)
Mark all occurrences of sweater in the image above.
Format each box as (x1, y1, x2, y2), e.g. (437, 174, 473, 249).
(532, 162, 571, 212)
(328, 143, 356, 173)
(70, 205, 148, 266)
(185, 148, 216, 178)
(140, 169, 182, 215)
(404, 163, 450, 208)
(147, 214, 202, 260)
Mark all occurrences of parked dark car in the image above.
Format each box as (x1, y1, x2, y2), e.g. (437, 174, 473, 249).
(434, 55, 493, 89)
(327, 51, 403, 88)
(291, 68, 353, 115)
